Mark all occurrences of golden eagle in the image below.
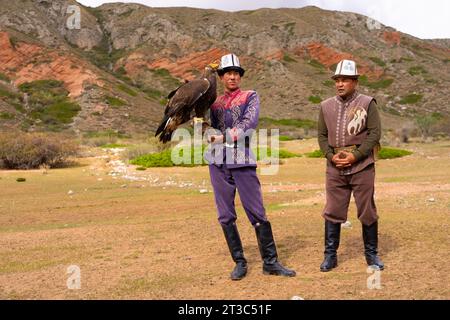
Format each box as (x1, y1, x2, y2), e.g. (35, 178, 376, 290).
(155, 63, 219, 143)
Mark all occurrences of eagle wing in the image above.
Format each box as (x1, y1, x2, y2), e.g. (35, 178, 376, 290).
(164, 78, 210, 117)
(155, 78, 211, 141)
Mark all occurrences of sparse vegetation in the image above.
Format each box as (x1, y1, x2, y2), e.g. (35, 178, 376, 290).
(305, 147, 412, 159)
(150, 68, 182, 88)
(408, 66, 427, 76)
(105, 96, 127, 107)
(322, 80, 334, 87)
(130, 148, 180, 167)
(358, 75, 394, 89)
(0, 112, 14, 120)
(369, 57, 386, 67)
(101, 143, 127, 148)
(0, 131, 78, 169)
(142, 87, 164, 100)
(399, 93, 422, 105)
(0, 72, 10, 82)
(278, 135, 295, 141)
(378, 147, 412, 159)
(259, 117, 317, 130)
(282, 53, 297, 63)
(308, 95, 322, 104)
(308, 59, 325, 69)
(18, 80, 81, 130)
(130, 145, 300, 168)
(284, 22, 296, 36)
(415, 113, 442, 138)
(304, 149, 324, 158)
(117, 84, 138, 97)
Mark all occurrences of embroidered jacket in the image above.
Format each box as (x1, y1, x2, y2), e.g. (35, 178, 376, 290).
(207, 89, 259, 168)
(318, 91, 381, 175)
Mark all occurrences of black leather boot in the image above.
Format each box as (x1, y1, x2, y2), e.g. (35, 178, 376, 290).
(320, 220, 341, 272)
(222, 222, 248, 280)
(362, 221, 384, 270)
(255, 221, 296, 277)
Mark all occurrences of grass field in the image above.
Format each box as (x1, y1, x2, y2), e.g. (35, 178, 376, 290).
(0, 139, 449, 299)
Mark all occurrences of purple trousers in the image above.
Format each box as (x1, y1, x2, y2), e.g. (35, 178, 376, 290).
(209, 164, 268, 226)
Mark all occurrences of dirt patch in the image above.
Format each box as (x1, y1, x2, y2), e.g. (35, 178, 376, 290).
(0, 139, 449, 299)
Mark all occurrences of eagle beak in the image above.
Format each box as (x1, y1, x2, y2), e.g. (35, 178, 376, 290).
(208, 63, 219, 70)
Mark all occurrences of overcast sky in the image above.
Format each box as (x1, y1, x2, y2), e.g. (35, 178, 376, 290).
(76, 0, 450, 39)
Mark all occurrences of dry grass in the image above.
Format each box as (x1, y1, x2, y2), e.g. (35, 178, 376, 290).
(0, 139, 449, 299)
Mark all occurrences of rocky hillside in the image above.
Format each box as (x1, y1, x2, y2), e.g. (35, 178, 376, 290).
(0, 0, 449, 136)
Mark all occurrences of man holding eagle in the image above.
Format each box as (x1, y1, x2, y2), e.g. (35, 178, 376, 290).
(155, 53, 296, 280)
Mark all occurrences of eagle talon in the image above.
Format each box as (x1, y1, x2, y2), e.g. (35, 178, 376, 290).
(193, 117, 204, 124)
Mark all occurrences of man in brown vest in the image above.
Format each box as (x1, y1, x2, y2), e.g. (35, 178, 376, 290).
(317, 59, 384, 272)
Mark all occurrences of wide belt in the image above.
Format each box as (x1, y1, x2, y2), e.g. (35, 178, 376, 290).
(333, 145, 357, 154)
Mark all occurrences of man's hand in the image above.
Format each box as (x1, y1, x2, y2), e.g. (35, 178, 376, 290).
(229, 127, 239, 142)
(332, 151, 356, 168)
(208, 134, 224, 144)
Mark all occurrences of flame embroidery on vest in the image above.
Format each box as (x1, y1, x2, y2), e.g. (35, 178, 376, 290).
(347, 107, 367, 135)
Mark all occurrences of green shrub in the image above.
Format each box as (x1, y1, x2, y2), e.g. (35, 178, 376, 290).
(259, 117, 317, 129)
(0, 72, 10, 82)
(415, 114, 441, 138)
(83, 130, 130, 139)
(359, 75, 394, 89)
(308, 95, 322, 104)
(130, 145, 300, 168)
(0, 112, 14, 120)
(283, 53, 297, 63)
(18, 80, 81, 129)
(378, 147, 412, 159)
(399, 94, 422, 104)
(101, 143, 127, 148)
(117, 84, 137, 97)
(0, 131, 78, 169)
(308, 59, 325, 69)
(278, 135, 294, 141)
(123, 142, 164, 161)
(143, 87, 163, 100)
(277, 149, 300, 158)
(130, 149, 175, 167)
(256, 147, 299, 159)
(33, 100, 81, 124)
(304, 148, 412, 159)
(81, 130, 131, 147)
(0, 84, 21, 99)
(304, 149, 324, 158)
(105, 96, 126, 107)
(322, 80, 334, 87)
(408, 66, 427, 76)
(151, 68, 172, 78)
(369, 57, 386, 67)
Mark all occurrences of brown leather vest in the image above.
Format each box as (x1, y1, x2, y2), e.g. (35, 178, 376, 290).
(320, 91, 375, 175)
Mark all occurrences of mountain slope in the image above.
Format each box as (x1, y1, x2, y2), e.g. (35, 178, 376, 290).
(0, 1, 449, 136)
